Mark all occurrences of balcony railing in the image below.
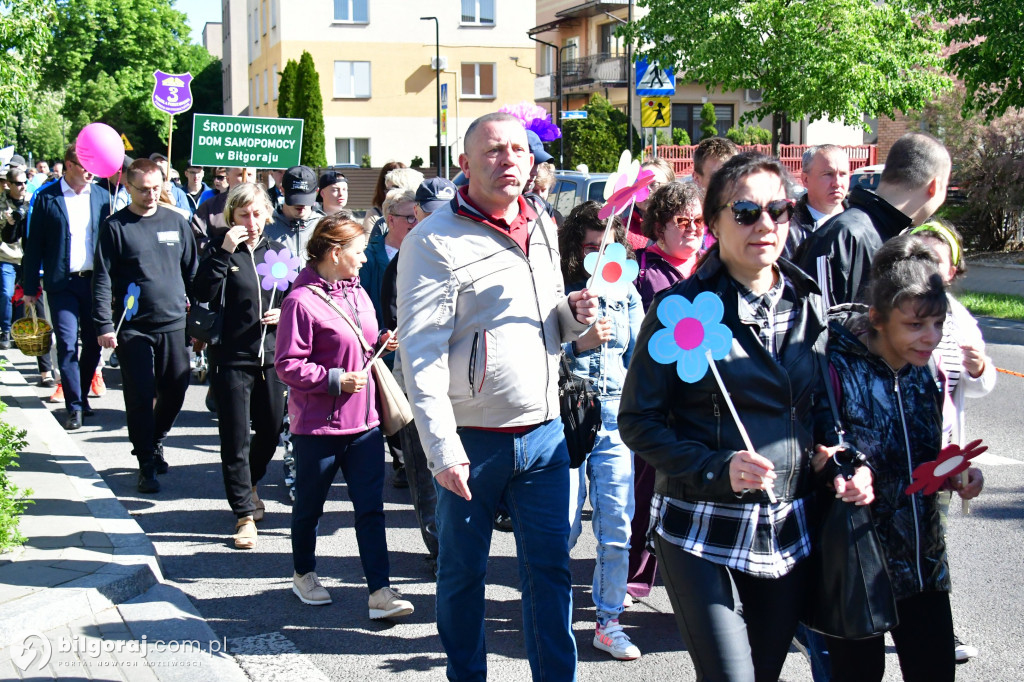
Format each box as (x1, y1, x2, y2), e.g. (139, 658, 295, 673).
(560, 53, 628, 91)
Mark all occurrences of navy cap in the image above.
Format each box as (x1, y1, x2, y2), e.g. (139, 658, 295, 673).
(283, 166, 317, 206)
(318, 170, 348, 192)
(415, 177, 458, 213)
(526, 130, 553, 164)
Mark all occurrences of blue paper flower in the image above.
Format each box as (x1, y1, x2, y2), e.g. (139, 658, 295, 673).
(123, 282, 141, 321)
(648, 291, 732, 383)
(583, 242, 639, 300)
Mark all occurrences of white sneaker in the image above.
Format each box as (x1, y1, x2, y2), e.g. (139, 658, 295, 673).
(622, 593, 633, 609)
(368, 586, 414, 620)
(292, 571, 332, 605)
(954, 635, 978, 663)
(593, 620, 641, 660)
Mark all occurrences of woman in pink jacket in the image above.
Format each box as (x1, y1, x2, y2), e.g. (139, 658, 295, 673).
(275, 215, 412, 621)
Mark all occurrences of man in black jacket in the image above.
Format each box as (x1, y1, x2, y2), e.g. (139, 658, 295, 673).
(784, 145, 850, 259)
(22, 144, 110, 429)
(93, 159, 198, 493)
(795, 132, 950, 307)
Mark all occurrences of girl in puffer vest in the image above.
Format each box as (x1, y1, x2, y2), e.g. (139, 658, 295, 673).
(823, 234, 984, 682)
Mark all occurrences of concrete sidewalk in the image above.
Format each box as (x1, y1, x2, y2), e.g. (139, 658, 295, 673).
(0, 351, 247, 681)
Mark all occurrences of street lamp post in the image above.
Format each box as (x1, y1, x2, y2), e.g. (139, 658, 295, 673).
(421, 16, 441, 175)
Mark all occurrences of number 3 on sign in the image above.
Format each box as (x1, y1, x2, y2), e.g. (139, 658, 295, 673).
(167, 87, 179, 103)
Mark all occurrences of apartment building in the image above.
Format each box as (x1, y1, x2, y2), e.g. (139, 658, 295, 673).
(530, 0, 865, 146)
(225, 0, 537, 166)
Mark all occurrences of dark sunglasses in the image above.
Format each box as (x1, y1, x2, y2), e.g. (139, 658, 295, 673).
(214, 175, 227, 180)
(721, 199, 795, 226)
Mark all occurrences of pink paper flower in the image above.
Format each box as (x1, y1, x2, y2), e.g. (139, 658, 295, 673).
(256, 247, 302, 291)
(499, 102, 562, 141)
(598, 168, 655, 220)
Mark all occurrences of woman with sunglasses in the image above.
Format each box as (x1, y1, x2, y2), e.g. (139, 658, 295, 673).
(626, 180, 706, 603)
(620, 152, 870, 680)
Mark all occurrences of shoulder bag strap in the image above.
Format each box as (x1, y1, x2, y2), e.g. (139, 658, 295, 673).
(304, 284, 374, 354)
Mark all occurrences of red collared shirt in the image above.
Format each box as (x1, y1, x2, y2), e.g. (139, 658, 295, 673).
(455, 186, 536, 256)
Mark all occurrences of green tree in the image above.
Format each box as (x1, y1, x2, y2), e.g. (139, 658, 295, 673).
(563, 94, 627, 172)
(38, 0, 210, 157)
(277, 59, 299, 119)
(17, 92, 69, 163)
(620, 0, 949, 139)
(699, 102, 718, 140)
(0, 0, 56, 116)
(938, 0, 1024, 121)
(671, 128, 691, 146)
(292, 51, 326, 167)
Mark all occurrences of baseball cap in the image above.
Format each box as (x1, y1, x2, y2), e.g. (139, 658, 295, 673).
(9, 154, 27, 168)
(318, 171, 348, 193)
(149, 152, 168, 162)
(282, 166, 317, 206)
(526, 130, 553, 165)
(415, 177, 458, 213)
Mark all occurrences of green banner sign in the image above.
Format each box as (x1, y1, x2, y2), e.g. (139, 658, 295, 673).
(190, 113, 304, 168)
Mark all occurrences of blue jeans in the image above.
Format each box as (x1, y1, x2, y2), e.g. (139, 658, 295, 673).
(0, 263, 15, 333)
(568, 398, 635, 626)
(48, 277, 101, 412)
(291, 429, 391, 593)
(435, 418, 577, 682)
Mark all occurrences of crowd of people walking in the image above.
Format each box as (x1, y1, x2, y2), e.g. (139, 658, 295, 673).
(1, 112, 993, 681)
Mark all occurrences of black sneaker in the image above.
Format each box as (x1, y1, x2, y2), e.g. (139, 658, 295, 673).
(392, 465, 409, 489)
(493, 512, 513, 532)
(137, 467, 160, 494)
(153, 443, 169, 474)
(0, 331, 11, 350)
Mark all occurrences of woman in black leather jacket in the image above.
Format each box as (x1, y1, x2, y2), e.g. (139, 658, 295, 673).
(193, 183, 288, 550)
(619, 153, 873, 681)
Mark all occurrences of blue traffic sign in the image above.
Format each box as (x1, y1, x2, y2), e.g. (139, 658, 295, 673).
(561, 110, 588, 120)
(635, 59, 675, 96)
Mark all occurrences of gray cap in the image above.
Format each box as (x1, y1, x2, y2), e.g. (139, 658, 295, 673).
(415, 177, 458, 213)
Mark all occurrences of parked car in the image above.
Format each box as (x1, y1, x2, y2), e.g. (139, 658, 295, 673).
(851, 163, 885, 190)
(550, 171, 610, 217)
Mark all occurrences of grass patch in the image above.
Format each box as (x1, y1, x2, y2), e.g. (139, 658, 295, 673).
(958, 291, 1024, 321)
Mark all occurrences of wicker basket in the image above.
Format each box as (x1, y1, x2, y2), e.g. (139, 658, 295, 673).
(11, 305, 53, 357)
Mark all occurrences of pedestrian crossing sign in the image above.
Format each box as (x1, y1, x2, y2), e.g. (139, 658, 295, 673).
(641, 97, 671, 128)
(635, 59, 675, 96)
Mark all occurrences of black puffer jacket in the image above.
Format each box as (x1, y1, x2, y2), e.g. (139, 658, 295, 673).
(794, 185, 912, 307)
(193, 235, 286, 367)
(828, 317, 949, 600)
(619, 249, 835, 504)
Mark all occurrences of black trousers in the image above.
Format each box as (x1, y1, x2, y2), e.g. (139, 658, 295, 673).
(655, 534, 808, 682)
(397, 420, 438, 560)
(117, 330, 190, 463)
(210, 363, 286, 517)
(825, 590, 954, 682)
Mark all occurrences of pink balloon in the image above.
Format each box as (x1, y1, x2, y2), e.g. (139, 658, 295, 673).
(75, 123, 125, 177)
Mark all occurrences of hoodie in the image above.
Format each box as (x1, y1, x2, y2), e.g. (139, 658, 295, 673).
(275, 265, 381, 436)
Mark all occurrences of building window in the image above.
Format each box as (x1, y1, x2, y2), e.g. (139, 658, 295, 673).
(562, 36, 579, 63)
(461, 0, 494, 25)
(540, 45, 554, 76)
(261, 0, 266, 35)
(461, 62, 495, 98)
(671, 103, 735, 143)
(600, 23, 623, 56)
(336, 138, 369, 166)
(333, 61, 371, 98)
(272, 63, 278, 100)
(271, 0, 276, 27)
(334, 0, 368, 23)
(263, 70, 269, 105)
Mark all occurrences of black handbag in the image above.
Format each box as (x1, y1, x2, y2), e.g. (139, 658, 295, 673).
(805, 355, 899, 640)
(557, 352, 602, 469)
(186, 276, 227, 345)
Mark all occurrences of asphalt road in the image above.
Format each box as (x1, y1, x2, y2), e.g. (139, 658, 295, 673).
(11, 317, 1024, 681)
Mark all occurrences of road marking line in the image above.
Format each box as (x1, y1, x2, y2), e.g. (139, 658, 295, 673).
(228, 632, 331, 681)
(974, 452, 1021, 466)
